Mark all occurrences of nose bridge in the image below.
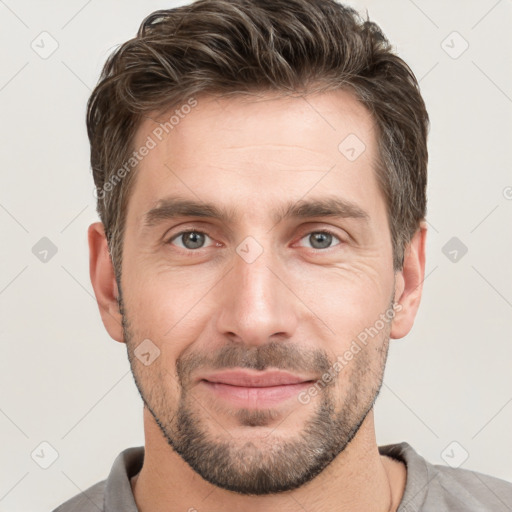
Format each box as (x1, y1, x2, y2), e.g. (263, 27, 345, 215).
(216, 237, 298, 345)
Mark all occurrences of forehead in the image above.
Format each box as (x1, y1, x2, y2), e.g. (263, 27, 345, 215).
(127, 89, 382, 225)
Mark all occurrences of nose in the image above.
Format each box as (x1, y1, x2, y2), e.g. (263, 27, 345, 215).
(215, 243, 299, 347)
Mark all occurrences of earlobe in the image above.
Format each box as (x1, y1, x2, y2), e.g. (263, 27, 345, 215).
(88, 222, 125, 343)
(390, 222, 427, 340)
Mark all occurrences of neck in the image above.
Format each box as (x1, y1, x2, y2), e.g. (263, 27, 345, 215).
(131, 407, 406, 512)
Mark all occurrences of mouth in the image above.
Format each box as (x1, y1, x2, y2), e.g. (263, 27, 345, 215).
(198, 369, 315, 408)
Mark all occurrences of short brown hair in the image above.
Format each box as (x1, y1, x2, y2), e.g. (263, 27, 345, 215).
(87, 0, 429, 278)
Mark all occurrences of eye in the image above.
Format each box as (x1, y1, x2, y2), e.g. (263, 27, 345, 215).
(297, 230, 342, 250)
(168, 231, 214, 250)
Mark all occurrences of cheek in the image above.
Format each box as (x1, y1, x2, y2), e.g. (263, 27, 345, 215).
(125, 256, 212, 321)
(122, 265, 221, 367)
(290, 258, 394, 337)
(122, 234, 394, 363)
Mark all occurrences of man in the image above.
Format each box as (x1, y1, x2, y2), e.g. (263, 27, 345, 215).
(54, 0, 512, 510)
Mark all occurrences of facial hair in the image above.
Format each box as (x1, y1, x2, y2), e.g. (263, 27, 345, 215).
(120, 288, 392, 495)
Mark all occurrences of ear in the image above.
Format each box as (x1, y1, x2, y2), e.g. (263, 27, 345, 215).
(390, 222, 427, 339)
(88, 222, 125, 343)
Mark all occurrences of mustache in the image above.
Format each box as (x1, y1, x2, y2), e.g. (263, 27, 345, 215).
(176, 340, 333, 384)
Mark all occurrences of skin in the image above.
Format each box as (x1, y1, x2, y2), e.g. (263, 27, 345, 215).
(89, 89, 426, 512)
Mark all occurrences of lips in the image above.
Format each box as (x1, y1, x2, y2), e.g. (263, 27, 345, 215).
(196, 370, 317, 408)
(199, 369, 313, 387)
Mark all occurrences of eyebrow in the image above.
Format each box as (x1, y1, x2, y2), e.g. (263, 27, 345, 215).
(141, 195, 369, 231)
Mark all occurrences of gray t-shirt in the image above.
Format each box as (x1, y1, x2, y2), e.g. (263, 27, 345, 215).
(53, 442, 512, 511)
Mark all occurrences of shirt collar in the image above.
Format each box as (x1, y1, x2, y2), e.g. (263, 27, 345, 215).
(104, 446, 144, 512)
(379, 441, 431, 511)
(102, 442, 429, 511)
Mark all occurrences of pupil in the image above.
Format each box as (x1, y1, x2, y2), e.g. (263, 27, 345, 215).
(184, 232, 204, 249)
(310, 232, 331, 249)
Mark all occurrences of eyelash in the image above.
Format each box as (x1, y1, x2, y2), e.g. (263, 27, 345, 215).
(166, 228, 343, 252)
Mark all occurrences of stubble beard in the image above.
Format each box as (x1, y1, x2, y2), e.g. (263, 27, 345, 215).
(120, 292, 391, 495)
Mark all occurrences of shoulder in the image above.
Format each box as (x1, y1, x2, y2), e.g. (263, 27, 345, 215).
(51, 446, 143, 512)
(379, 442, 512, 512)
(425, 463, 512, 511)
(52, 480, 106, 512)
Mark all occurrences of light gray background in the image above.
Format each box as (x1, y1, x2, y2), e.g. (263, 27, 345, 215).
(1, 1, 511, 511)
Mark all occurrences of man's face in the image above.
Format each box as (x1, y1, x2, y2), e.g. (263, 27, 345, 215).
(119, 90, 398, 494)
